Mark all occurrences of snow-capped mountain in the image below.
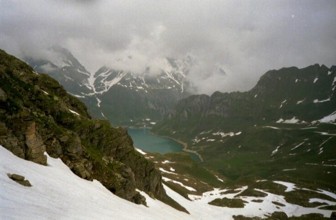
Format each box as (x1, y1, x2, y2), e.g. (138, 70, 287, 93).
(27, 47, 193, 126)
(26, 46, 93, 97)
(93, 63, 187, 96)
(88, 61, 191, 125)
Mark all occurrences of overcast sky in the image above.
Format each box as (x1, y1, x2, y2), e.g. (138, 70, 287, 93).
(0, 0, 335, 94)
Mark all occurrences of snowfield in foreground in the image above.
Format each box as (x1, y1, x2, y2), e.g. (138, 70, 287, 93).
(1, 145, 335, 219)
(0, 145, 189, 220)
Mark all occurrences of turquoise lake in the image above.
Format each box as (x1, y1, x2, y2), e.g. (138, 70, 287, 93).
(128, 128, 201, 162)
(127, 128, 183, 154)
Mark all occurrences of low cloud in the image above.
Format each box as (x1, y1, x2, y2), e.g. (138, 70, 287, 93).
(1, 0, 335, 94)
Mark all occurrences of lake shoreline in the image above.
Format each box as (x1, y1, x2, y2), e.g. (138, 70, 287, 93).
(128, 127, 203, 162)
(167, 137, 204, 162)
(153, 132, 204, 162)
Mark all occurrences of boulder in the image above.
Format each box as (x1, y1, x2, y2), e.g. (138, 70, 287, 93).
(7, 173, 32, 187)
(72, 160, 92, 180)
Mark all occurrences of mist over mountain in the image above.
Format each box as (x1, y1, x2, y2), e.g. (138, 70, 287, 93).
(1, 1, 335, 94)
(26, 47, 192, 126)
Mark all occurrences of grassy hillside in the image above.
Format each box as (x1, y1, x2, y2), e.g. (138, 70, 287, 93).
(153, 64, 336, 192)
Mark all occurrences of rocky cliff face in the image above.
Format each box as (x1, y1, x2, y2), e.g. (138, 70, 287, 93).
(0, 49, 183, 209)
(155, 64, 336, 136)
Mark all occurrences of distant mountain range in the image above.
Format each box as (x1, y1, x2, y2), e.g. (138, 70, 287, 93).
(153, 64, 336, 191)
(155, 64, 336, 133)
(26, 47, 192, 126)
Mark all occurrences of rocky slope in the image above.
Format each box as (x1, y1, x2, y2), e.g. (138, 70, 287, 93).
(26, 47, 192, 126)
(0, 49, 184, 210)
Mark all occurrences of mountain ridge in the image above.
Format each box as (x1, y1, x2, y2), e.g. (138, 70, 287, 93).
(153, 63, 336, 192)
(26, 47, 192, 126)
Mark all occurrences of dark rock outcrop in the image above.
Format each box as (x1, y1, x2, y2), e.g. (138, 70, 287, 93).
(7, 173, 32, 187)
(25, 122, 47, 165)
(0, 87, 7, 102)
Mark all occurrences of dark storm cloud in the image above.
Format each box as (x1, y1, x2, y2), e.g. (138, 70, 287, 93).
(0, 0, 335, 94)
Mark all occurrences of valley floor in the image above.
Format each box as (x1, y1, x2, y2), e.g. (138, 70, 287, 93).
(1, 145, 335, 219)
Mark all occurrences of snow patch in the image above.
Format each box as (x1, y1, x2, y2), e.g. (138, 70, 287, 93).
(273, 181, 297, 192)
(318, 111, 336, 123)
(291, 142, 305, 151)
(69, 93, 86, 98)
(212, 131, 241, 138)
(276, 117, 300, 124)
(135, 148, 147, 155)
(162, 160, 174, 164)
(68, 109, 80, 116)
(215, 175, 224, 183)
(95, 70, 128, 94)
(296, 99, 305, 104)
(317, 188, 336, 200)
(309, 198, 335, 206)
(159, 168, 176, 175)
(263, 126, 280, 130)
(282, 168, 296, 172)
(279, 99, 287, 108)
(313, 77, 318, 83)
(162, 177, 196, 192)
(313, 98, 330, 103)
(271, 146, 281, 156)
(96, 96, 102, 107)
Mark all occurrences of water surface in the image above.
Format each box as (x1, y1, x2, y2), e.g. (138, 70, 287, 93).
(128, 128, 183, 154)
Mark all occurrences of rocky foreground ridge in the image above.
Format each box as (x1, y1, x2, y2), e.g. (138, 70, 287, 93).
(0, 49, 184, 211)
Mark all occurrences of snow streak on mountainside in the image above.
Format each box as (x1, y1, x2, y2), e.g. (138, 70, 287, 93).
(27, 47, 192, 97)
(92, 63, 187, 95)
(26, 47, 193, 125)
(25, 46, 93, 97)
(88, 59, 192, 125)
